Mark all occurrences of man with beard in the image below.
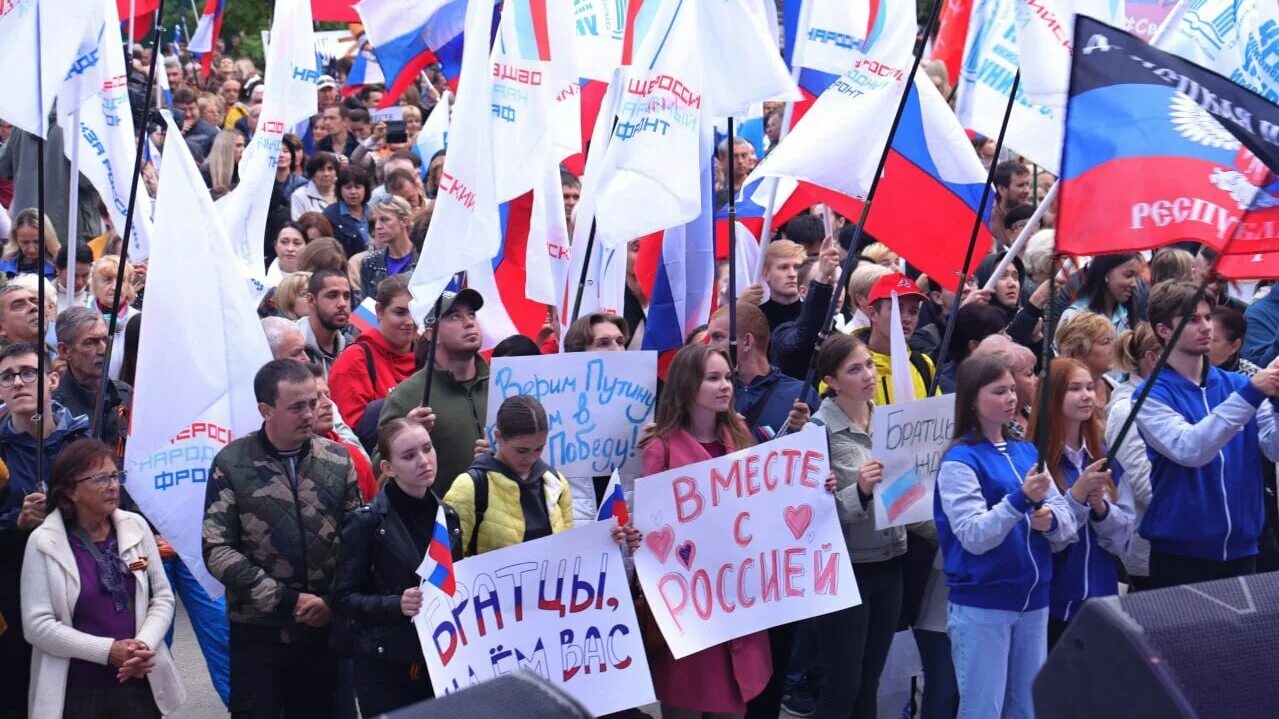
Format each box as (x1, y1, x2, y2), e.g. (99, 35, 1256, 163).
(991, 161, 1031, 249)
(377, 289, 487, 496)
(296, 269, 354, 375)
(203, 359, 360, 716)
(53, 306, 132, 448)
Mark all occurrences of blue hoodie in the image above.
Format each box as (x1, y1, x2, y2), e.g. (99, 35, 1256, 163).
(1243, 290, 1279, 368)
(735, 366, 817, 442)
(1136, 362, 1279, 561)
(936, 437, 1079, 612)
(1048, 447, 1136, 622)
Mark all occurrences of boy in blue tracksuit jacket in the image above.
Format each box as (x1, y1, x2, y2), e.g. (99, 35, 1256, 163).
(1048, 448, 1135, 628)
(1137, 282, 1279, 588)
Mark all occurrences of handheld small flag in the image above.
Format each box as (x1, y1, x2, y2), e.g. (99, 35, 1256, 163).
(417, 504, 456, 596)
(350, 296, 379, 334)
(595, 470, 629, 525)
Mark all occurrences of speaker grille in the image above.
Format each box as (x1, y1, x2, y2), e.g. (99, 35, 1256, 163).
(1118, 572, 1279, 715)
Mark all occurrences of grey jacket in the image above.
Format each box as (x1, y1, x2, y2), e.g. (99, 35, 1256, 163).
(0, 125, 102, 244)
(812, 400, 907, 563)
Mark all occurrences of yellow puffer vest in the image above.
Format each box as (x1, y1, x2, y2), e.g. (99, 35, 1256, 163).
(445, 462, 574, 557)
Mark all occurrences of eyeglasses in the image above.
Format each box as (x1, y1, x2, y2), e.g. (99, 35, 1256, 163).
(75, 471, 126, 489)
(0, 367, 40, 387)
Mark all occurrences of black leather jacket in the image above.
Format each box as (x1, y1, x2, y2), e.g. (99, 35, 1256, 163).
(331, 487, 462, 663)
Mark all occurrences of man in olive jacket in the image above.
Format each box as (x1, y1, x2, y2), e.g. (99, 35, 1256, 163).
(376, 289, 488, 496)
(203, 360, 361, 716)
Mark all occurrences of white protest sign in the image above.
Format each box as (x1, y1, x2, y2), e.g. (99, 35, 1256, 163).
(414, 523, 656, 716)
(486, 351, 658, 477)
(632, 429, 859, 659)
(870, 394, 955, 529)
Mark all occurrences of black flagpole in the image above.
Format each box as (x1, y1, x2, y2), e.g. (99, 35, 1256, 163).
(92, 0, 166, 439)
(798, 0, 946, 394)
(928, 70, 1022, 396)
(34, 2, 47, 490)
(420, 294, 445, 409)
(726, 117, 738, 369)
(1034, 252, 1058, 468)
(570, 218, 599, 324)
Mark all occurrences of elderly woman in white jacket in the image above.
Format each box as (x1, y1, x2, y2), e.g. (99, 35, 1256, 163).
(21, 439, 185, 719)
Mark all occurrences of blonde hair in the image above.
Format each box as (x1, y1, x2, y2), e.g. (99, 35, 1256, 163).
(1149, 247, 1195, 286)
(206, 130, 241, 189)
(861, 242, 898, 269)
(5, 208, 61, 263)
(1116, 322, 1161, 376)
(196, 93, 225, 123)
(401, 106, 422, 125)
(763, 239, 806, 270)
(846, 262, 892, 304)
(1055, 310, 1114, 360)
(371, 195, 413, 225)
(972, 333, 1036, 373)
(91, 255, 136, 306)
(275, 272, 312, 321)
(1022, 229, 1055, 280)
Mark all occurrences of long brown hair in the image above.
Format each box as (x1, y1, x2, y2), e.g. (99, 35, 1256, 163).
(1027, 358, 1117, 499)
(645, 344, 751, 451)
(815, 333, 870, 399)
(948, 355, 1015, 449)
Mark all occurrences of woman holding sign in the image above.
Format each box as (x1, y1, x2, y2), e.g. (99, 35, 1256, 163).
(333, 419, 462, 716)
(1028, 359, 1135, 647)
(935, 355, 1080, 718)
(638, 344, 771, 719)
(810, 334, 905, 717)
(445, 395, 641, 557)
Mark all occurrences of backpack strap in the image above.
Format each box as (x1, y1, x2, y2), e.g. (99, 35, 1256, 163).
(466, 468, 488, 557)
(908, 351, 935, 394)
(360, 343, 379, 394)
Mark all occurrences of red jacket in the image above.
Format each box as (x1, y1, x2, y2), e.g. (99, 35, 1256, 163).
(326, 431, 378, 501)
(329, 330, 417, 428)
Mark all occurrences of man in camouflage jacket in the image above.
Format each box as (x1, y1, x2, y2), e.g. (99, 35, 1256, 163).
(203, 360, 360, 716)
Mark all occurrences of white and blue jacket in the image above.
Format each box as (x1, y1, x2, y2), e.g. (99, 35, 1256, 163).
(1048, 446, 1136, 623)
(935, 437, 1079, 613)
(1136, 361, 1279, 562)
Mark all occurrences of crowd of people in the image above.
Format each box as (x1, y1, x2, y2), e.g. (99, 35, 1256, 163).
(0, 14, 1277, 719)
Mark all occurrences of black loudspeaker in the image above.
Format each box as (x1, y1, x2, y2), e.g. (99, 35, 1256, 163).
(378, 673, 592, 719)
(1033, 571, 1279, 718)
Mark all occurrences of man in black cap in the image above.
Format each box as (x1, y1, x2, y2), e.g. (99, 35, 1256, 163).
(376, 289, 486, 495)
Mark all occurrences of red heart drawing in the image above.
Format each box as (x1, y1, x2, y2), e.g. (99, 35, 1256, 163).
(784, 504, 813, 540)
(676, 540, 696, 570)
(646, 525, 675, 564)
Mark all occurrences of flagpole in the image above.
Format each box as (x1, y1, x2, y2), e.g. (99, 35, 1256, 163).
(1034, 249, 1058, 469)
(128, 0, 137, 55)
(726, 117, 738, 368)
(34, 1, 47, 490)
(66, 110, 81, 311)
(981, 182, 1057, 292)
(927, 70, 1022, 396)
(420, 293, 445, 409)
(570, 218, 599, 324)
(93, 1, 167, 440)
(796, 0, 946, 394)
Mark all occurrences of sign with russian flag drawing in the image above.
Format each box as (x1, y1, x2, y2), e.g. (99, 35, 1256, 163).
(413, 522, 655, 715)
(870, 394, 954, 529)
(632, 429, 859, 659)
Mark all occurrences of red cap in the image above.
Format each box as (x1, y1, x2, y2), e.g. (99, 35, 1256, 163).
(867, 273, 926, 305)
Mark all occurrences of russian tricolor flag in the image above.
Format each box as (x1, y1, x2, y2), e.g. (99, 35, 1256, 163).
(783, 0, 896, 127)
(417, 505, 456, 595)
(189, 0, 225, 78)
(350, 296, 379, 334)
(355, 0, 470, 108)
(343, 39, 385, 99)
(595, 471, 629, 524)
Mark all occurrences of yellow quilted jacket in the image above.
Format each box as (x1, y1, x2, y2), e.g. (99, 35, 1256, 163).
(445, 455, 574, 557)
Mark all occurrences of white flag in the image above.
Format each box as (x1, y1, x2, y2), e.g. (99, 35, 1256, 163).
(408, 0, 501, 319)
(889, 291, 916, 403)
(217, 0, 318, 296)
(123, 111, 273, 599)
(59, 0, 153, 259)
(956, 0, 1063, 173)
(1156, 0, 1279, 103)
(414, 91, 450, 166)
(1014, 0, 1126, 107)
(0, 0, 103, 137)
(591, 0, 798, 250)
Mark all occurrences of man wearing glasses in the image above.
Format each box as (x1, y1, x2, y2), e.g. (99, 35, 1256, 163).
(0, 341, 91, 717)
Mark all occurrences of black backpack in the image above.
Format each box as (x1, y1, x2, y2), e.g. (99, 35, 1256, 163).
(353, 343, 385, 455)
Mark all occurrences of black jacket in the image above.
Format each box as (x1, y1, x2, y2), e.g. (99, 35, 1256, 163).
(331, 486, 462, 663)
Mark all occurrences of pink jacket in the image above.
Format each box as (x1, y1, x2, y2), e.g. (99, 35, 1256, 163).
(640, 428, 772, 714)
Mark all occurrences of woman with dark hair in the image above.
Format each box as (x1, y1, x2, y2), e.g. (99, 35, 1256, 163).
(323, 166, 373, 257)
(1059, 253, 1144, 339)
(21, 440, 185, 718)
(937, 302, 1007, 393)
(265, 221, 310, 285)
(1210, 304, 1262, 376)
(492, 334, 541, 357)
(332, 419, 462, 716)
(976, 252, 1051, 351)
(329, 276, 420, 431)
(638, 343, 770, 718)
(289, 151, 339, 219)
(936, 355, 1078, 717)
(1029, 358, 1134, 646)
